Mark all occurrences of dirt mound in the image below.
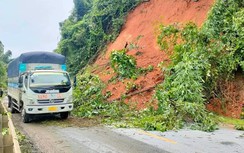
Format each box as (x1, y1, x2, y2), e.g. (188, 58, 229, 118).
(207, 72, 244, 119)
(93, 0, 214, 108)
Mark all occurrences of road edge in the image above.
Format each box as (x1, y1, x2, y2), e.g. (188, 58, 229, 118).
(1, 101, 21, 153)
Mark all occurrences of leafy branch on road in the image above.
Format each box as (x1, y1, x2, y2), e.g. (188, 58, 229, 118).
(72, 70, 216, 132)
(73, 72, 129, 119)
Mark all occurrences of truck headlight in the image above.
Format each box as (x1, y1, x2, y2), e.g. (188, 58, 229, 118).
(28, 98, 35, 105)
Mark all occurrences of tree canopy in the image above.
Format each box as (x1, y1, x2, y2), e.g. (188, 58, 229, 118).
(56, 0, 142, 75)
(0, 41, 12, 88)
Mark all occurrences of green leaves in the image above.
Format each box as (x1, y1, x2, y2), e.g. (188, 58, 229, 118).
(154, 0, 244, 131)
(57, 0, 141, 75)
(73, 72, 129, 119)
(110, 49, 137, 79)
(157, 24, 179, 51)
(156, 19, 217, 132)
(73, 0, 92, 20)
(0, 41, 12, 88)
(203, 0, 244, 76)
(73, 72, 104, 107)
(110, 49, 154, 79)
(70, 0, 243, 132)
(73, 73, 110, 117)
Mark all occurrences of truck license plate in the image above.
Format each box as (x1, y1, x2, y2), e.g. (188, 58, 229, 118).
(48, 106, 57, 111)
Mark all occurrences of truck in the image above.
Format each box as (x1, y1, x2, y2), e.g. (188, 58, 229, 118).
(7, 51, 73, 123)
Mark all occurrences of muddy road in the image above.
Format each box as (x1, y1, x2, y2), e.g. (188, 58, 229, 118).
(2, 97, 244, 153)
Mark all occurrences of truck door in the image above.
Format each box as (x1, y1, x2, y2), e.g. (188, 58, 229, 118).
(19, 75, 28, 108)
(18, 75, 23, 105)
(21, 75, 29, 106)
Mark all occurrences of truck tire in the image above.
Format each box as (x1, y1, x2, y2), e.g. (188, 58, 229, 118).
(60, 112, 69, 119)
(9, 99, 17, 113)
(21, 108, 31, 123)
(8, 96, 11, 108)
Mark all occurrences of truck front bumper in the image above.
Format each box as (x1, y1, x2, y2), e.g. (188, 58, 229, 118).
(25, 103, 73, 114)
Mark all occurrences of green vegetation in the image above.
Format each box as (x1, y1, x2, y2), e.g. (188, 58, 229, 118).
(202, 0, 244, 86)
(110, 49, 154, 79)
(1, 128, 9, 136)
(73, 72, 106, 117)
(0, 41, 12, 88)
(70, 0, 243, 132)
(110, 49, 137, 79)
(155, 0, 244, 131)
(235, 125, 244, 131)
(72, 70, 216, 132)
(72, 71, 132, 120)
(156, 22, 217, 131)
(56, 0, 142, 75)
(216, 116, 244, 131)
(217, 116, 244, 126)
(125, 81, 138, 92)
(16, 130, 26, 143)
(16, 129, 38, 153)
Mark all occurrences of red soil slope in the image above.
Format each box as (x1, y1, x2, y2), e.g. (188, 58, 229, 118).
(207, 73, 244, 118)
(93, 0, 214, 108)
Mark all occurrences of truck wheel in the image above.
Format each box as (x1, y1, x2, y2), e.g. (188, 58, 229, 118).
(8, 96, 11, 108)
(60, 112, 69, 119)
(21, 108, 31, 123)
(10, 99, 17, 113)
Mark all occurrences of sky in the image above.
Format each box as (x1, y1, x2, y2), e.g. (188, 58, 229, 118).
(0, 0, 73, 58)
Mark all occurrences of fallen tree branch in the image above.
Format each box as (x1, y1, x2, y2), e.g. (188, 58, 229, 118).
(109, 85, 157, 102)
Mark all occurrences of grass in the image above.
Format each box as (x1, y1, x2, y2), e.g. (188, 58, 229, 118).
(16, 130, 39, 153)
(215, 115, 244, 130)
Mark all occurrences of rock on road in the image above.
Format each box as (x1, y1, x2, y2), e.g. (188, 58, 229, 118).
(2, 97, 244, 153)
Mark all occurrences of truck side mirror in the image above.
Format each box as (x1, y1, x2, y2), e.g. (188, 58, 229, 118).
(18, 84, 23, 88)
(18, 76, 23, 88)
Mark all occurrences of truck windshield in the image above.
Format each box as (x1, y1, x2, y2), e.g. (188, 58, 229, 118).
(29, 72, 71, 87)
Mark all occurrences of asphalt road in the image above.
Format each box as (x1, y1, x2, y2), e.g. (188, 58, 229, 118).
(2, 97, 244, 153)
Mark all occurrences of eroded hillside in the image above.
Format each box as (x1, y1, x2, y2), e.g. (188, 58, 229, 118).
(92, 0, 214, 108)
